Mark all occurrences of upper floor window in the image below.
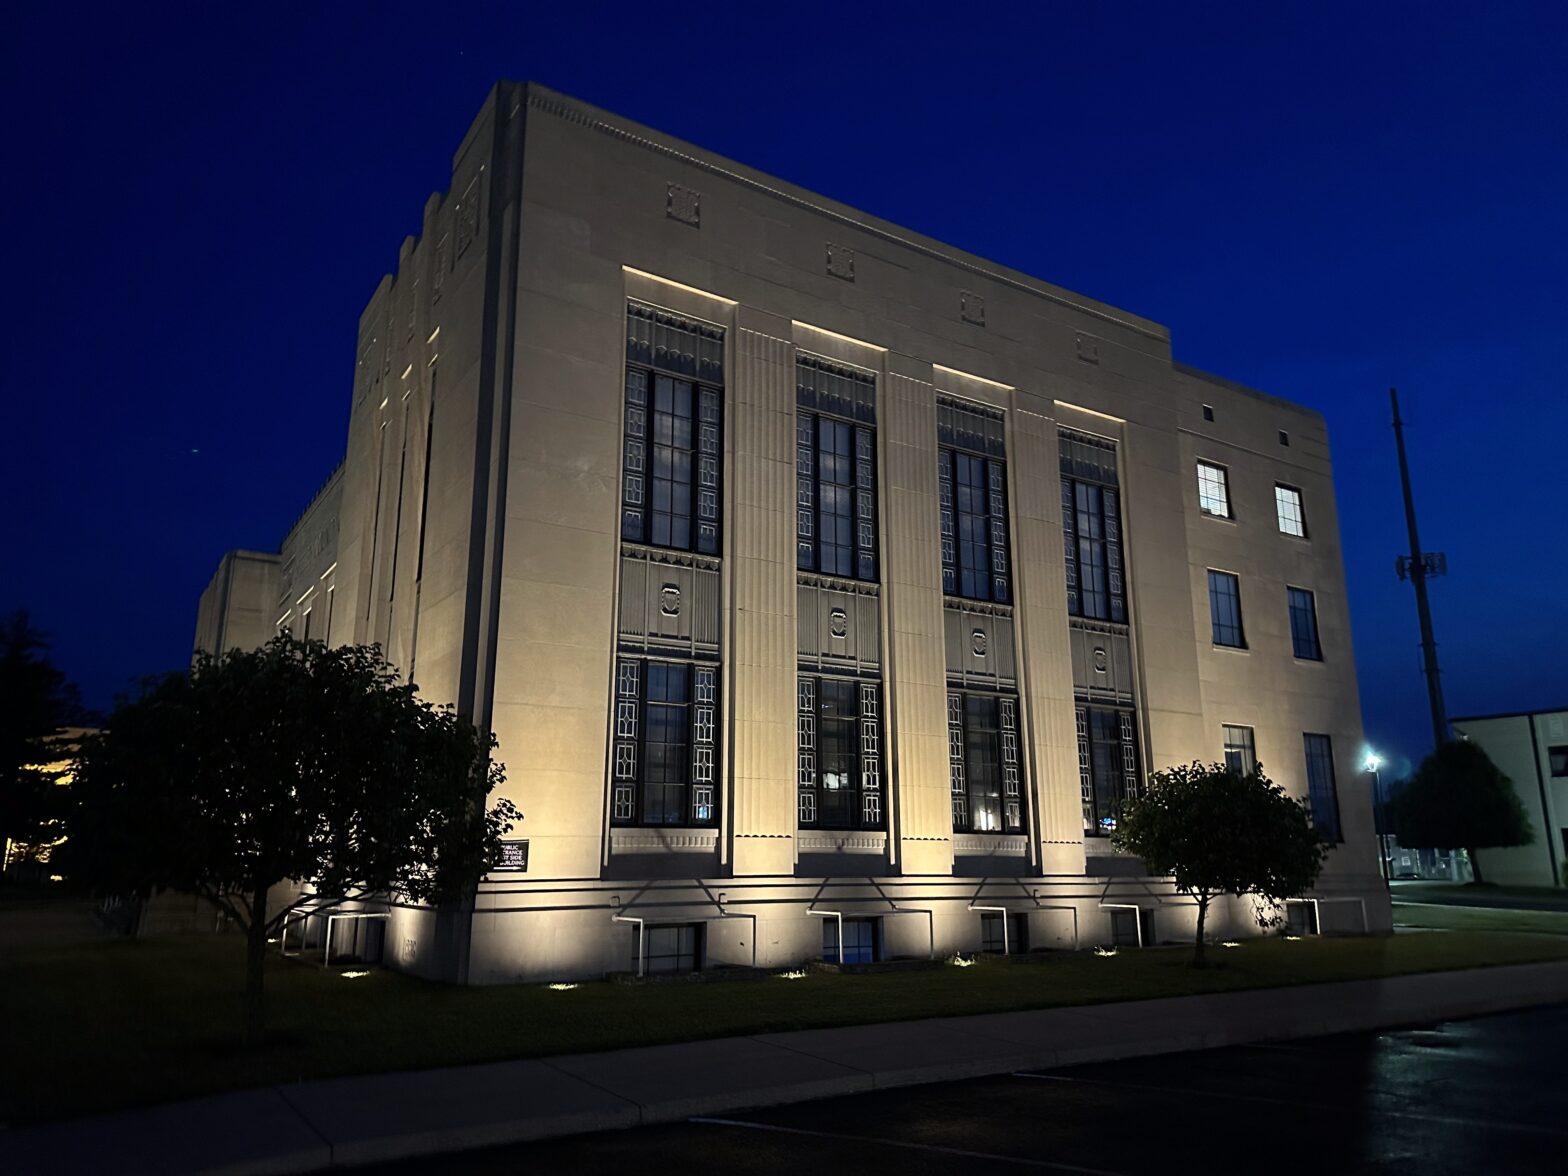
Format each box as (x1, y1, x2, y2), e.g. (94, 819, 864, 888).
(797, 676, 884, 830)
(1288, 587, 1322, 661)
(796, 357, 877, 580)
(1196, 461, 1232, 519)
(948, 691, 1024, 833)
(1303, 733, 1342, 843)
(938, 400, 1010, 603)
(1077, 704, 1140, 836)
(1548, 746, 1568, 777)
(1060, 429, 1127, 624)
(1275, 484, 1307, 537)
(621, 304, 723, 555)
(1223, 724, 1257, 775)
(1208, 570, 1246, 648)
(609, 657, 718, 828)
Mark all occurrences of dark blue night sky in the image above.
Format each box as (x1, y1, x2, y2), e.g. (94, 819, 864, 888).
(4, 3, 1564, 780)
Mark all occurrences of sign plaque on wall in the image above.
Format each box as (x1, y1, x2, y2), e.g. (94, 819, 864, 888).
(496, 840, 530, 873)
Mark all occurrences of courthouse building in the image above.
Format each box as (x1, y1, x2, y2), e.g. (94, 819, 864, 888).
(196, 83, 1389, 982)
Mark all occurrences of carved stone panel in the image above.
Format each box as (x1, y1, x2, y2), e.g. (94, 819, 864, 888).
(797, 579, 880, 673)
(960, 290, 986, 326)
(826, 243, 856, 281)
(1068, 620, 1133, 703)
(666, 182, 701, 226)
(618, 550, 721, 656)
(944, 604, 1017, 688)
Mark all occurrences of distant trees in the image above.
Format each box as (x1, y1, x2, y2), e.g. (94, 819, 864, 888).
(1114, 761, 1327, 966)
(0, 611, 81, 870)
(66, 636, 520, 1044)
(1391, 740, 1532, 885)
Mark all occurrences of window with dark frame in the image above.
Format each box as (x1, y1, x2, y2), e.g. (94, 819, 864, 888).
(938, 400, 1011, 603)
(948, 691, 1024, 833)
(1223, 724, 1257, 775)
(1288, 587, 1323, 661)
(1208, 570, 1246, 648)
(1060, 430, 1127, 624)
(980, 911, 1030, 954)
(621, 303, 723, 555)
(1077, 704, 1140, 836)
(609, 657, 718, 828)
(797, 676, 884, 830)
(1547, 746, 1567, 777)
(642, 924, 701, 974)
(1303, 733, 1342, 843)
(823, 917, 879, 964)
(797, 356, 877, 581)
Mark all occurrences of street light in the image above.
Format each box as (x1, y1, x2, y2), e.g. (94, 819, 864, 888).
(1364, 752, 1392, 887)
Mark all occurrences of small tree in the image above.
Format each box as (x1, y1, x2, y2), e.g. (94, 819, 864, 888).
(64, 636, 520, 1044)
(1113, 761, 1327, 967)
(0, 611, 82, 868)
(1390, 740, 1531, 885)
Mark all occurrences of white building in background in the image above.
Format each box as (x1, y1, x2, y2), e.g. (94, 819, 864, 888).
(195, 83, 1389, 982)
(1452, 708, 1568, 889)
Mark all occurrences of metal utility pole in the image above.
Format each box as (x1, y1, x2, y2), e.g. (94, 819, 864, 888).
(1391, 388, 1449, 747)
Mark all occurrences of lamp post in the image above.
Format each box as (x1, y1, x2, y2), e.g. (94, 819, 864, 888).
(1365, 753, 1392, 888)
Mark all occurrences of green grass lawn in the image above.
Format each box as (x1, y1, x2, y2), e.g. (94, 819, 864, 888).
(6, 928, 1568, 1128)
(1392, 902, 1568, 936)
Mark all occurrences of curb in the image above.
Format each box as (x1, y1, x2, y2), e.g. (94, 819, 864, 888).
(12, 959, 1568, 1174)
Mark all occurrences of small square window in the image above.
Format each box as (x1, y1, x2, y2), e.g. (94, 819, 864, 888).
(1549, 746, 1568, 777)
(1196, 461, 1231, 519)
(1202, 404, 1215, 422)
(1278, 430, 1290, 447)
(641, 924, 701, 974)
(823, 917, 880, 964)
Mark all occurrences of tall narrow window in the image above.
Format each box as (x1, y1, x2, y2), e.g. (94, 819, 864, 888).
(1077, 705, 1140, 836)
(1196, 461, 1232, 518)
(1223, 725, 1257, 775)
(621, 304, 723, 554)
(1303, 734, 1342, 842)
(1208, 570, 1246, 648)
(1275, 484, 1307, 537)
(948, 691, 1024, 833)
(797, 677, 883, 829)
(938, 400, 1010, 603)
(1288, 587, 1322, 660)
(796, 356, 877, 580)
(609, 658, 718, 828)
(1060, 429, 1127, 623)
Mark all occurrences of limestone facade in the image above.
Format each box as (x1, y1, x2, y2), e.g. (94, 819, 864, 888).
(195, 83, 1389, 982)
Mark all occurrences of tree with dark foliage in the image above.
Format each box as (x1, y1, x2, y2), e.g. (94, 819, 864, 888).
(1391, 739, 1531, 885)
(1114, 761, 1327, 966)
(0, 611, 81, 869)
(66, 635, 519, 1044)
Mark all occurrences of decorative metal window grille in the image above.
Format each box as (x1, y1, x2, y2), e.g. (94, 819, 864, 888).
(948, 690, 1025, 834)
(796, 356, 877, 581)
(1000, 697, 1021, 831)
(859, 682, 882, 826)
(621, 304, 724, 554)
(797, 677, 817, 825)
(947, 692, 968, 830)
(455, 178, 479, 257)
(607, 658, 720, 828)
(611, 659, 640, 822)
(1078, 704, 1141, 836)
(796, 675, 883, 830)
(938, 399, 1010, 603)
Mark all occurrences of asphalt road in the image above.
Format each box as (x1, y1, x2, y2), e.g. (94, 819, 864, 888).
(377, 1002, 1568, 1174)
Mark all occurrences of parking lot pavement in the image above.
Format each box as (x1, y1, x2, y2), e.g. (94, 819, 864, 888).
(376, 1003, 1568, 1175)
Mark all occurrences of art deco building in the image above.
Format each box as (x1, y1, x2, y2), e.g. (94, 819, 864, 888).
(196, 82, 1390, 982)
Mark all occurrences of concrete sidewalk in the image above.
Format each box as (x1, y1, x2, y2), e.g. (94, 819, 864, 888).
(13, 960, 1568, 1175)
